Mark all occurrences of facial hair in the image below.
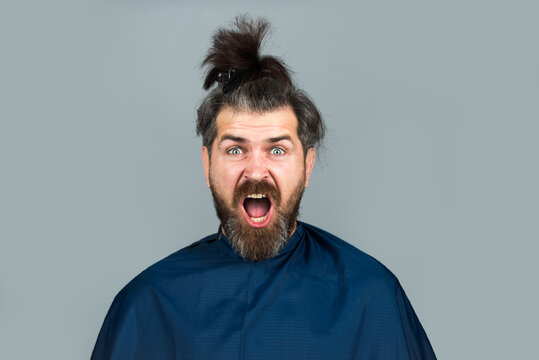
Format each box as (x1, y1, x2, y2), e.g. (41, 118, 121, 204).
(210, 176, 305, 261)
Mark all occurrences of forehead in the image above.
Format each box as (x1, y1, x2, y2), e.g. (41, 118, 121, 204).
(215, 106, 299, 140)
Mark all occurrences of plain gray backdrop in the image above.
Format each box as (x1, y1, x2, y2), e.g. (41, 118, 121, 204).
(1, 0, 538, 359)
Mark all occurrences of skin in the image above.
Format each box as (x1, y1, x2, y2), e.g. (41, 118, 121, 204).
(202, 106, 316, 232)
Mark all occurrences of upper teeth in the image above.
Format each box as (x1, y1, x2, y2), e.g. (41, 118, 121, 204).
(246, 194, 266, 199)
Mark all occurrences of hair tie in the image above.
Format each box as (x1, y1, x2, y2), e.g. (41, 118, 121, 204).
(217, 70, 244, 94)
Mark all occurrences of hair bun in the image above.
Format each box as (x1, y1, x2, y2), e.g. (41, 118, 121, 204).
(201, 15, 292, 91)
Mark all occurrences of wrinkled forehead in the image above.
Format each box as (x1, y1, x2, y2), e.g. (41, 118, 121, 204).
(215, 106, 299, 142)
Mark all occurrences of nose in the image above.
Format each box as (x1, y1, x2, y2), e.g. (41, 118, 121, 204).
(243, 151, 269, 182)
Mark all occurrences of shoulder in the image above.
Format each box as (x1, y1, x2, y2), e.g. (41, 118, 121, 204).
(111, 232, 222, 307)
(300, 222, 398, 290)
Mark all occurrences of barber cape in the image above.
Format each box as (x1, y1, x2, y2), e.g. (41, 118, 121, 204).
(92, 222, 436, 359)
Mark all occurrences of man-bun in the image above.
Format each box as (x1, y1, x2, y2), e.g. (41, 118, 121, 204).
(201, 15, 292, 92)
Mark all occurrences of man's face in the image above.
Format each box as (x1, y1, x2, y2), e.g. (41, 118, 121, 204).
(202, 106, 315, 261)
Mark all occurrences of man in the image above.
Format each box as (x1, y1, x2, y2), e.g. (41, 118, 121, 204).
(92, 16, 436, 359)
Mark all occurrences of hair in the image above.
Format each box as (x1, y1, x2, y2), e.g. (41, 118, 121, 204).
(196, 15, 325, 156)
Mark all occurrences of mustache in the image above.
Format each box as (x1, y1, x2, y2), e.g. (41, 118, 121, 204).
(232, 180, 281, 207)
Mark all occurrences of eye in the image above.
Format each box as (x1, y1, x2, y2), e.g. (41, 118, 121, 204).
(270, 147, 285, 156)
(227, 147, 243, 155)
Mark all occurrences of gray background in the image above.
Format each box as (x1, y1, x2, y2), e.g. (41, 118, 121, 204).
(1, 0, 537, 359)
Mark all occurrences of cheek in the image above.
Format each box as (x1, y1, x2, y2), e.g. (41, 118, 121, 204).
(271, 160, 305, 193)
(210, 163, 244, 191)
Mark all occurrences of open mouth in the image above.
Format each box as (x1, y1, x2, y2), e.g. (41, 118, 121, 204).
(241, 193, 273, 228)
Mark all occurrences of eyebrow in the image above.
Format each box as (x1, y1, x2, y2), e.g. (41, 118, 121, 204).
(218, 135, 247, 145)
(218, 134, 293, 145)
(267, 135, 293, 143)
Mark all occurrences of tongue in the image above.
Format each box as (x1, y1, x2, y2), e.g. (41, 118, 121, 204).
(244, 198, 270, 218)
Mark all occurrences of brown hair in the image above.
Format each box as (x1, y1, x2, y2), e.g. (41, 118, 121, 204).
(196, 15, 325, 156)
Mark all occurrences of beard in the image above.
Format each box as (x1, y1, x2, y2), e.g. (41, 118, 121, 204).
(209, 176, 305, 261)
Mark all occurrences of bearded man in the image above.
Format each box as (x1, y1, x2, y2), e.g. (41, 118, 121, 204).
(92, 16, 437, 360)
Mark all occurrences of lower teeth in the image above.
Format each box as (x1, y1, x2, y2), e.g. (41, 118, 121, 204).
(250, 213, 268, 223)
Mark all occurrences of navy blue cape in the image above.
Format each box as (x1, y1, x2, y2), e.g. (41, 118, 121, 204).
(92, 222, 436, 359)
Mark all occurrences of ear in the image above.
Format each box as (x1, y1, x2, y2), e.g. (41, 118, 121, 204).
(202, 146, 211, 188)
(304, 147, 316, 188)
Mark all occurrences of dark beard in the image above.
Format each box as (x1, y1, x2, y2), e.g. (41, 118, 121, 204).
(210, 178, 305, 261)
